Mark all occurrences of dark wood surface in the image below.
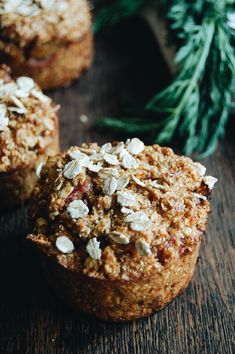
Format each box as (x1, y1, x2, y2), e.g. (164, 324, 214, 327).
(0, 18, 234, 354)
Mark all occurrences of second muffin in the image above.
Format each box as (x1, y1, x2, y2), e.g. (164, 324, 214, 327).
(0, 65, 59, 209)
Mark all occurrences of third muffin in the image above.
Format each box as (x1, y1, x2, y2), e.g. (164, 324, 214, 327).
(0, 0, 93, 90)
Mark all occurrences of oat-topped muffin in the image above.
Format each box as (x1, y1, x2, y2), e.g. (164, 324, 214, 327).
(0, 65, 59, 209)
(0, 0, 93, 90)
(28, 138, 217, 321)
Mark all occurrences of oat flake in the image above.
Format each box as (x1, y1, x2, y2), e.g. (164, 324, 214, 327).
(86, 238, 102, 260)
(0, 115, 9, 131)
(112, 142, 125, 155)
(56, 236, 74, 254)
(135, 239, 152, 256)
(31, 89, 51, 103)
(117, 190, 139, 207)
(203, 176, 218, 190)
(116, 175, 130, 190)
(103, 153, 119, 166)
(69, 150, 90, 164)
(126, 138, 145, 155)
(1, 0, 67, 16)
(36, 161, 44, 178)
(100, 143, 112, 154)
(148, 180, 165, 190)
(0, 82, 17, 94)
(109, 231, 130, 244)
(0, 103, 7, 115)
(103, 176, 117, 196)
(16, 76, 35, 93)
(194, 162, 206, 176)
(0, 103, 8, 131)
(9, 95, 27, 114)
(98, 167, 119, 179)
(193, 193, 207, 201)
(43, 117, 54, 131)
(85, 161, 102, 173)
(121, 153, 139, 169)
(67, 200, 89, 219)
(121, 207, 134, 214)
(132, 174, 145, 187)
(63, 159, 82, 179)
(125, 211, 152, 231)
(90, 152, 104, 162)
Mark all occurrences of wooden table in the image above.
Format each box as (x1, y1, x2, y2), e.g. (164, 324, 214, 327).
(0, 17, 234, 354)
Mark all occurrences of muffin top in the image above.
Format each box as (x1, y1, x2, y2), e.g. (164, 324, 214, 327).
(0, 0, 91, 47)
(28, 139, 217, 280)
(0, 65, 58, 172)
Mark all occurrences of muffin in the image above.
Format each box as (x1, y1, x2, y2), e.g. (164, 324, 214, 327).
(27, 138, 217, 321)
(0, 64, 59, 209)
(0, 0, 93, 90)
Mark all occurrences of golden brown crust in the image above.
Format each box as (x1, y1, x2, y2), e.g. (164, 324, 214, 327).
(4, 31, 93, 90)
(0, 0, 93, 89)
(0, 64, 60, 207)
(0, 123, 59, 209)
(40, 240, 200, 321)
(27, 140, 217, 320)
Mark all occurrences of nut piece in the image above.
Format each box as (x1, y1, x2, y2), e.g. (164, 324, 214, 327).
(67, 200, 89, 219)
(55, 236, 74, 254)
(86, 238, 102, 260)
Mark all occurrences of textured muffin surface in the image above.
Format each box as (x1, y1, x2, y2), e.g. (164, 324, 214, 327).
(0, 65, 59, 172)
(28, 139, 216, 282)
(0, 0, 91, 46)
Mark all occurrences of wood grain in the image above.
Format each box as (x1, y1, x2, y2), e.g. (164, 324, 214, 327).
(0, 17, 234, 354)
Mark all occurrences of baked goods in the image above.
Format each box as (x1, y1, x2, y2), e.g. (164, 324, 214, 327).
(0, 64, 59, 209)
(0, 0, 93, 90)
(27, 139, 217, 321)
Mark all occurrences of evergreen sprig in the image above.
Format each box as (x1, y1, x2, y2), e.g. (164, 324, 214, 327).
(94, 0, 235, 157)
